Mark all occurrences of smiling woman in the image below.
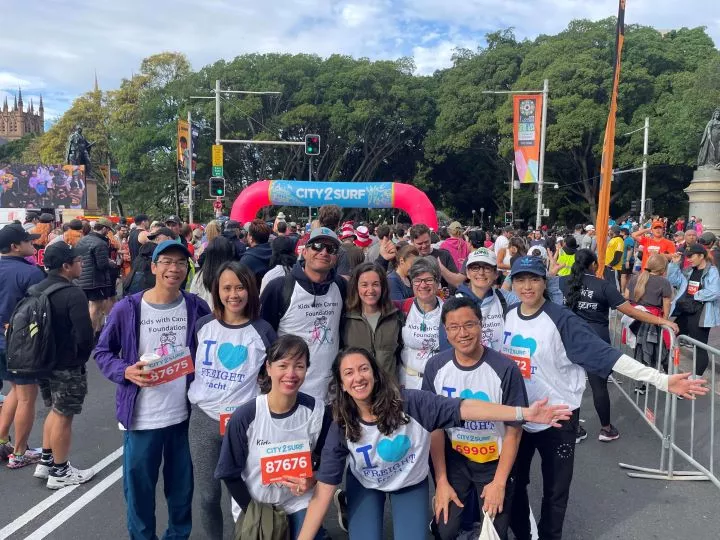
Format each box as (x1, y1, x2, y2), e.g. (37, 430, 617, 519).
(296, 348, 570, 540)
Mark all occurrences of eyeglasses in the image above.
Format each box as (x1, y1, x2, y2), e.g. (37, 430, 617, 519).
(155, 259, 188, 268)
(412, 277, 437, 287)
(445, 321, 481, 334)
(308, 242, 339, 255)
(467, 265, 495, 274)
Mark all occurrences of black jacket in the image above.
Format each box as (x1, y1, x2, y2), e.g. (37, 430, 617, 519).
(35, 274, 94, 370)
(76, 232, 114, 290)
(239, 242, 273, 286)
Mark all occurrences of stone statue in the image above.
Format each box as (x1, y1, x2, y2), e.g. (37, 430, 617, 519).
(65, 125, 95, 175)
(697, 108, 720, 169)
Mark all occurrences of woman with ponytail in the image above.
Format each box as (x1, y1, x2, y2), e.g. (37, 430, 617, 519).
(624, 254, 673, 318)
(560, 249, 678, 443)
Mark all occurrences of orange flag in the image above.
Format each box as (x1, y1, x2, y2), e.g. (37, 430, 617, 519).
(596, 0, 626, 277)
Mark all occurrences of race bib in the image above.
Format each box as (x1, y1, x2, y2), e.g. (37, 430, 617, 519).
(647, 245, 660, 255)
(219, 404, 240, 436)
(687, 281, 700, 296)
(259, 439, 313, 485)
(502, 345, 533, 379)
(451, 436, 499, 464)
(143, 347, 194, 386)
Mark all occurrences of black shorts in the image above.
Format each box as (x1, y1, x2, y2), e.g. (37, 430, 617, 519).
(84, 287, 113, 301)
(620, 266, 634, 276)
(39, 367, 88, 416)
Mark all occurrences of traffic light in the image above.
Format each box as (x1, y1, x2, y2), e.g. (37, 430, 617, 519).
(209, 176, 225, 197)
(645, 198, 653, 216)
(630, 200, 639, 213)
(305, 134, 321, 156)
(504, 211, 513, 224)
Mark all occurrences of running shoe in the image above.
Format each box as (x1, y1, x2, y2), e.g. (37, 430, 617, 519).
(47, 463, 95, 490)
(575, 425, 588, 444)
(0, 441, 13, 461)
(599, 425, 620, 442)
(7, 449, 41, 469)
(333, 488, 349, 533)
(34, 461, 54, 479)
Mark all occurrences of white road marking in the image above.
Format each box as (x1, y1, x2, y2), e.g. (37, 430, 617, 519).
(0, 446, 123, 540)
(23, 466, 124, 540)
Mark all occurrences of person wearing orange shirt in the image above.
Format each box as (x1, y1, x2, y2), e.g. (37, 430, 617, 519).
(631, 220, 676, 271)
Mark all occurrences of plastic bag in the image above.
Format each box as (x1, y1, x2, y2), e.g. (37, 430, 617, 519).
(479, 510, 501, 540)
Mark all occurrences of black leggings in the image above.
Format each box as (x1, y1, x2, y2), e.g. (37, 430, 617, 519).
(676, 312, 712, 375)
(587, 373, 611, 427)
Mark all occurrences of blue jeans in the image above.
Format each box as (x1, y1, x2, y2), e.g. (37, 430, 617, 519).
(123, 420, 193, 540)
(345, 470, 429, 540)
(287, 508, 326, 540)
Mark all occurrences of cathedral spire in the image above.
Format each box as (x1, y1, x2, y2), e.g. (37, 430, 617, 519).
(17, 87, 23, 109)
(29, 98, 34, 113)
(39, 94, 44, 112)
(13, 93, 17, 111)
(2, 96, 7, 112)
(94, 70, 99, 92)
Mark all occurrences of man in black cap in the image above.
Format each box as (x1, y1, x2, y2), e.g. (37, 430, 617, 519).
(698, 231, 720, 267)
(0, 224, 45, 468)
(32, 242, 95, 489)
(165, 216, 185, 247)
(22, 211, 40, 232)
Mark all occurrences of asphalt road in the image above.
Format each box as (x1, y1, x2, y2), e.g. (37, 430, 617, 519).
(0, 359, 718, 540)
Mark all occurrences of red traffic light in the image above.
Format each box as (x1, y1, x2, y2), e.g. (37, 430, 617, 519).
(305, 134, 321, 156)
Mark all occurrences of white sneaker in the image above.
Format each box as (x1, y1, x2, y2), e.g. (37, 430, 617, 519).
(34, 462, 53, 479)
(46, 463, 95, 490)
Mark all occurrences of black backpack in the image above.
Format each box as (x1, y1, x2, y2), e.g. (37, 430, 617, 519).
(5, 282, 72, 375)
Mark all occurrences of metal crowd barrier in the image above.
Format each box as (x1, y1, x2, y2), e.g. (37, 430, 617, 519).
(608, 313, 720, 491)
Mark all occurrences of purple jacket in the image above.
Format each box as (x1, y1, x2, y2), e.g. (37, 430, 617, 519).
(94, 290, 211, 429)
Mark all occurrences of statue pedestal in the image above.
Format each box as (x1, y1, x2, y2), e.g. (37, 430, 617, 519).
(684, 168, 720, 233)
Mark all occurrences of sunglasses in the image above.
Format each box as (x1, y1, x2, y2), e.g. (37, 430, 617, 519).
(308, 241, 339, 255)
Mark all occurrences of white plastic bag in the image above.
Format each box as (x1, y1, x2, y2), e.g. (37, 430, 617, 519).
(479, 510, 501, 540)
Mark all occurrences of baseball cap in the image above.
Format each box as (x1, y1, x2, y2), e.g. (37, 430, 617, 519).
(448, 221, 462, 232)
(686, 243, 707, 256)
(289, 222, 297, 228)
(528, 245, 548, 261)
(0, 224, 40, 250)
(510, 256, 547, 278)
(152, 239, 190, 262)
(97, 217, 116, 232)
(308, 227, 340, 246)
(466, 248, 497, 267)
(165, 215, 182, 225)
(39, 213, 55, 223)
(699, 231, 717, 246)
(147, 226, 175, 240)
(652, 220, 665, 229)
(43, 241, 86, 270)
(584, 224, 595, 232)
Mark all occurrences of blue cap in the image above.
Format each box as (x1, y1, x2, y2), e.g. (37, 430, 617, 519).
(510, 256, 547, 278)
(152, 239, 190, 263)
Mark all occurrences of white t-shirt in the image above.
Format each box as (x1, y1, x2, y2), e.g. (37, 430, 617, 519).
(494, 235, 509, 257)
(215, 393, 329, 514)
(260, 265, 289, 295)
(131, 297, 189, 431)
(188, 316, 276, 420)
(316, 389, 461, 492)
(400, 299, 443, 389)
(501, 301, 620, 432)
(278, 281, 343, 401)
(422, 347, 527, 467)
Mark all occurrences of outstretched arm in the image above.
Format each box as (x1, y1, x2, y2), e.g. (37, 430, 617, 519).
(297, 481, 336, 540)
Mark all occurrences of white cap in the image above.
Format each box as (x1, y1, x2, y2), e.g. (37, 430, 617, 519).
(528, 245, 548, 260)
(585, 224, 595, 232)
(466, 248, 497, 267)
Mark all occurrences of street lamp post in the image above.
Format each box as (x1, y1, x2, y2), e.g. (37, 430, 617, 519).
(472, 209, 476, 225)
(480, 207, 485, 224)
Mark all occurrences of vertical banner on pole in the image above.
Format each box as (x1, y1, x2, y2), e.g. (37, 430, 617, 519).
(595, 0, 626, 275)
(513, 95, 543, 183)
(177, 119, 190, 171)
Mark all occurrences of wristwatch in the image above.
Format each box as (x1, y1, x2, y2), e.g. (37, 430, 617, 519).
(515, 406, 525, 422)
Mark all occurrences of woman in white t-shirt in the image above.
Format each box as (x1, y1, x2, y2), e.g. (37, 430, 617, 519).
(215, 335, 331, 540)
(399, 257, 444, 389)
(503, 256, 708, 540)
(296, 348, 572, 540)
(187, 261, 276, 539)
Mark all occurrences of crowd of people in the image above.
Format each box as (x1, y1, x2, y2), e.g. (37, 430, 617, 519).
(0, 205, 711, 540)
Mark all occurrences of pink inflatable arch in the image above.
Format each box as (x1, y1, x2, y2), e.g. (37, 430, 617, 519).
(230, 180, 438, 230)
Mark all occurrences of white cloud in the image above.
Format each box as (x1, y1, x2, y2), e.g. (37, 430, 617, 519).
(0, 0, 717, 120)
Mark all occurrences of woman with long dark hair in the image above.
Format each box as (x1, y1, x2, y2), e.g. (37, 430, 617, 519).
(342, 263, 403, 378)
(561, 249, 678, 442)
(215, 335, 331, 540)
(505, 256, 704, 540)
(296, 348, 573, 540)
(188, 261, 275, 538)
(189, 236, 235, 309)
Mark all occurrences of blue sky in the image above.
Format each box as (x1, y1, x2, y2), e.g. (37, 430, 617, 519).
(1, 0, 718, 126)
